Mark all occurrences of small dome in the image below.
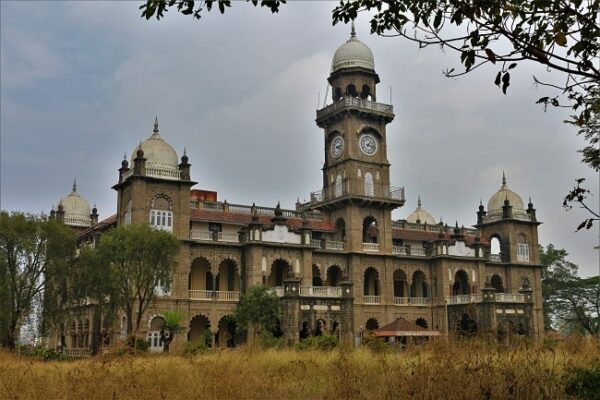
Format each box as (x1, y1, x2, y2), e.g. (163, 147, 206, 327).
(487, 172, 524, 211)
(331, 28, 375, 73)
(130, 118, 180, 180)
(59, 180, 92, 227)
(406, 196, 436, 225)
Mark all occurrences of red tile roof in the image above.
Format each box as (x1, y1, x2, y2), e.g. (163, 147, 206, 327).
(189, 208, 335, 232)
(77, 214, 117, 238)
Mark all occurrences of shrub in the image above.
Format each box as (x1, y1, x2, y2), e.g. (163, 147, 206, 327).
(295, 335, 338, 351)
(134, 339, 150, 352)
(563, 361, 600, 400)
(361, 334, 389, 353)
(258, 331, 284, 349)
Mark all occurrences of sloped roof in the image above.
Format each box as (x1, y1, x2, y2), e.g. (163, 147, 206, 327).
(373, 318, 441, 337)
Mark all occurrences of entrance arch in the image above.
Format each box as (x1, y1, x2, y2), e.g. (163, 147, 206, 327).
(189, 314, 211, 346)
(148, 316, 165, 352)
(452, 270, 470, 295)
(216, 316, 237, 348)
(268, 259, 291, 287)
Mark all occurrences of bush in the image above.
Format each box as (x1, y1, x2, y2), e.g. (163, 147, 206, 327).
(295, 335, 338, 351)
(134, 339, 150, 352)
(182, 330, 212, 356)
(563, 361, 600, 400)
(361, 335, 389, 353)
(258, 331, 284, 349)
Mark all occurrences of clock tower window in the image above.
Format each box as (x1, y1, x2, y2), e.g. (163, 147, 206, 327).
(364, 172, 374, 197)
(149, 195, 173, 232)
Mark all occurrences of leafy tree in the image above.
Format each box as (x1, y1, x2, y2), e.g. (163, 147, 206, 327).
(94, 224, 179, 346)
(0, 211, 76, 349)
(160, 310, 183, 352)
(563, 177, 600, 231)
(139, 0, 599, 170)
(541, 244, 599, 336)
(233, 285, 280, 340)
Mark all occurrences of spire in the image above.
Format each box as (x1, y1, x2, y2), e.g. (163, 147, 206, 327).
(153, 116, 159, 136)
(417, 195, 422, 208)
(502, 170, 507, 186)
(183, 146, 187, 156)
(350, 20, 356, 38)
(123, 152, 127, 161)
(72, 178, 77, 193)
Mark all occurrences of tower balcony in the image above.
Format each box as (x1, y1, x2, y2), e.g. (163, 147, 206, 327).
(309, 182, 404, 209)
(316, 97, 394, 125)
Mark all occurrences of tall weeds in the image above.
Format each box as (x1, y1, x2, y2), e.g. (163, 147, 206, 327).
(0, 337, 597, 400)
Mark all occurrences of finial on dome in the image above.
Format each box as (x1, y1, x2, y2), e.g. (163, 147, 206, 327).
(183, 146, 187, 156)
(153, 116, 159, 134)
(123, 152, 127, 161)
(72, 178, 77, 193)
(502, 170, 506, 186)
(350, 20, 356, 38)
(418, 195, 422, 208)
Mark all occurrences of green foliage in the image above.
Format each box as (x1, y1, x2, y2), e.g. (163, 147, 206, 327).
(93, 224, 180, 342)
(541, 244, 599, 336)
(162, 310, 183, 331)
(182, 330, 212, 356)
(0, 211, 76, 349)
(295, 334, 339, 351)
(563, 361, 600, 400)
(233, 285, 280, 335)
(361, 334, 389, 353)
(140, 0, 285, 20)
(258, 330, 284, 349)
(135, 339, 150, 352)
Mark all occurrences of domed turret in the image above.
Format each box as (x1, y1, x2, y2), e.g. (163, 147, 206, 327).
(331, 23, 375, 73)
(406, 196, 436, 225)
(487, 172, 524, 211)
(130, 117, 180, 180)
(59, 179, 92, 227)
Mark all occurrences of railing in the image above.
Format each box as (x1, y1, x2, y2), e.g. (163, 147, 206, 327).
(63, 214, 92, 227)
(190, 230, 212, 240)
(363, 295, 381, 304)
(394, 297, 409, 305)
(496, 293, 525, 303)
(63, 348, 91, 357)
(410, 297, 431, 305)
(410, 247, 427, 256)
(215, 291, 240, 301)
(325, 241, 344, 251)
(391, 220, 478, 236)
(392, 245, 407, 255)
(363, 243, 380, 252)
(483, 209, 532, 223)
(299, 286, 342, 298)
(191, 200, 324, 221)
(317, 97, 394, 120)
(446, 294, 483, 304)
(145, 163, 181, 180)
(189, 290, 213, 300)
(310, 184, 405, 205)
(310, 239, 322, 248)
(271, 286, 285, 297)
(489, 254, 502, 262)
(217, 232, 239, 242)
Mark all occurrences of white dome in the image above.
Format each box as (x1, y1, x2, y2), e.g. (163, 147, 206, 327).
(487, 173, 524, 211)
(131, 118, 180, 180)
(59, 180, 91, 227)
(331, 31, 375, 73)
(406, 197, 436, 225)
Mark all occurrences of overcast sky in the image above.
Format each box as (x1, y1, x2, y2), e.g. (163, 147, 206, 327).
(1, 1, 598, 276)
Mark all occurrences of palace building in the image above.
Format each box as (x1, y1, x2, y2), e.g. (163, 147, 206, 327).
(50, 29, 544, 353)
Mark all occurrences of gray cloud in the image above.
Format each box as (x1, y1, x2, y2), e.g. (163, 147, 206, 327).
(1, 1, 597, 276)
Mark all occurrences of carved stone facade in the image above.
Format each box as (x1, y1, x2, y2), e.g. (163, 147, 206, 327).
(51, 30, 544, 352)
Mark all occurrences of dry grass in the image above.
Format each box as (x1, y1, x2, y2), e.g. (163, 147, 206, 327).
(0, 337, 598, 400)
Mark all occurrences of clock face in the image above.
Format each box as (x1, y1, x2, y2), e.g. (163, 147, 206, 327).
(359, 133, 378, 156)
(330, 136, 344, 158)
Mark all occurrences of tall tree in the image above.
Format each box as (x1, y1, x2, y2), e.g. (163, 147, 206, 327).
(0, 212, 75, 349)
(233, 285, 280, 340)
(139, 0, 599, 171)
(94, 224, 179, 345)
(541, 244, 599, 336)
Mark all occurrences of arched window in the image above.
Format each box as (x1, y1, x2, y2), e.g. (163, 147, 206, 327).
(362, 216, 378, 243)
(150, 195, 173, 232)
(333, 87, 342, 101)
(360, 85, 371, 99)
(326, 265, 342, 286)
(517, 234, 529, 262)
(312, 265, 323, 286)
(416, 318, 428, 329)
(490, 237, 501, 254)
(411, 270, 428, 298)
(147, 316, 165, 352)
(452, 270, 470, 295)
(491, 274, 504, 293)
(393, 269, 408, 298)
(364, 172, 374, 197)
(334, 175, 343, 198)
(363, 267, 380, 297)
(365, 318, 379, 331)
(346, 84, 357, 97)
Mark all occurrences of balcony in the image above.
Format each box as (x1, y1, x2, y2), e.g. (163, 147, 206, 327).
(317, 97, 394, 123)
(489, 254, 502, 262)
(271, 286, 285, 297)
(310, 183, 404, 206)
(446, 294, 482, 305)
(311, 240, 345, 251)
(191, 200, 324, 221)
(363, 295, 381, 304)
(62, 348, 91, 357)
(363, 243, 380, 252)
(392, 245, 407, 255)
(189, 230, 240, 243)
(482, 209, 532, 223)
(189, 290, 240, 302)
(299, 286, 342, 298)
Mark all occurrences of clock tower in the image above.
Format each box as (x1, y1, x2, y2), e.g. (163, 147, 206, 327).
(308, 26, 404, 253)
